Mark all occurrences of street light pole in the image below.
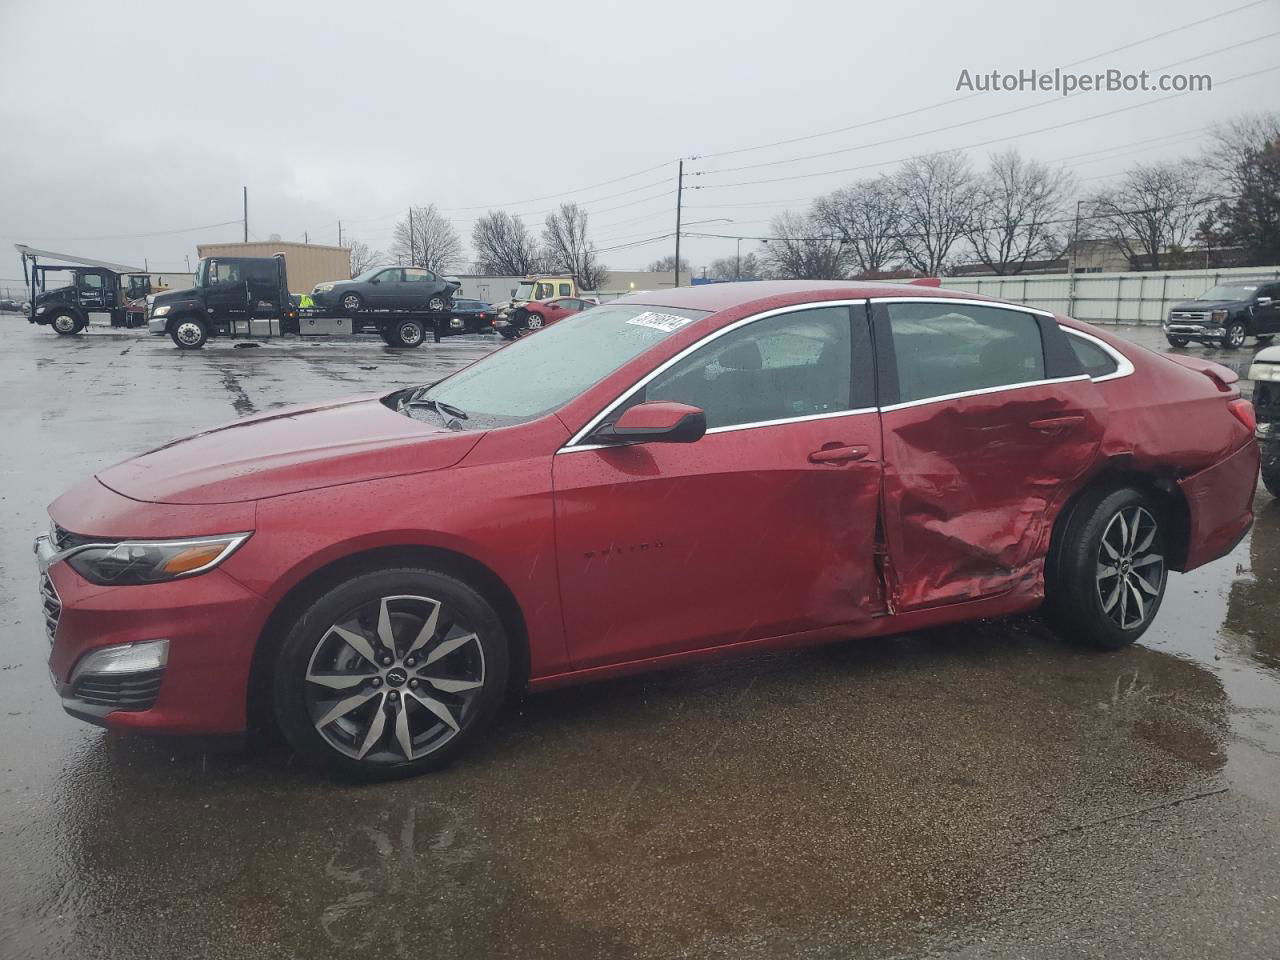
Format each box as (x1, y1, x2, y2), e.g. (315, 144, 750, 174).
(673, 159, 684, 288)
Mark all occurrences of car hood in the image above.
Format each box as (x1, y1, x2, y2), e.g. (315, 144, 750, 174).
(1170, 299, 1244, 312)
(96, 395, 483, 504)
(153, 286, 199, 305)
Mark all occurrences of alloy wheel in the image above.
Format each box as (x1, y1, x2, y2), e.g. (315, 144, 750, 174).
(1227, 323, 1247, 348)
(343, 294, 362, 312)
(175, 321, 203, 346)
(428, 296, 446, 312)
(304, 594, 486, 763)
(1095, 505, 1164, 630)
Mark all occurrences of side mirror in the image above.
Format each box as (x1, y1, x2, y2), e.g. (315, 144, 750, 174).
(1258, 297, 1273, 306)
(591, 402, 707, 445)
(369, 277, 379, 284)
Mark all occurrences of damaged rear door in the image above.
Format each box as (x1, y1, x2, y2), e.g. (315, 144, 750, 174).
(871, 299, 1104, 610)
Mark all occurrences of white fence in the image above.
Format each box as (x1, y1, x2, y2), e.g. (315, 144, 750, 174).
(938, 264, 1280, 325)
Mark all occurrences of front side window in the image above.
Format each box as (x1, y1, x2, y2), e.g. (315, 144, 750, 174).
(885, 302, 1045, 404)
(375, 268, 401, 283)
(213, 261, 241, 284)
(643, 306, 855, 430)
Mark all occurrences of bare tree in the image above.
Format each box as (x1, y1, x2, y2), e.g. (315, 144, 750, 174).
(1087, 161, 1208, 271)
(894, 150, 979, 275)
(965, 149, 1073, 274)
(811, 176, 902, 275)
(760, 211, 845, 280)
(391, 204, 462, 273)
(706, 252, 764, 281)
(471, 211, 542, 276)
(1200, 112, 1280, 265)
(347, 239, 382, 277)
(543, 202, 608, 289)
(647, 255, 691, 274)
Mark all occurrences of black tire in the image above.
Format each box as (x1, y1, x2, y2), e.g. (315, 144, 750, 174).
(50, 311, 83, 336)
(390, 319, 425, 348)
(427, 294, 450, 313)
(1045, 485, 1169, 650)
(1263, 439, 1280, 499)
(377, 327, 396, 345)
(1223, 320, 1248, 349)
(169, 317, 208, 349)
(525, 311, 545, 330)
(272, 567, 510, 781)
(341, 292, 364, 315)
(1165, 335, 1190, 348)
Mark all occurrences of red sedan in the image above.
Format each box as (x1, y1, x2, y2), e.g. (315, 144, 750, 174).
(497, 295, 593, 339)
(36, 281, 1259, 780)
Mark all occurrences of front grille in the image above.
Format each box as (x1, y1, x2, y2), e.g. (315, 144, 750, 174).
(52, 524, 96, 552)
(72, 669, 163, 711)
(39, 573, 61, 644)
(1170, 310, 1210, 321)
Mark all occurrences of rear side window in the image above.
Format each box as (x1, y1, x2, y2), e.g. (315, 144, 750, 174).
(884, 302, 1046, 404)
(242, 260, 278, 282)
(559, 282, 572, 296)
(1066, 333, 1119, 379)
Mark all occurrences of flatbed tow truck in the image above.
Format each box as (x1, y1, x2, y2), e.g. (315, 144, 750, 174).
(18, 245, 153, 335)
(148, 253, 456, 349)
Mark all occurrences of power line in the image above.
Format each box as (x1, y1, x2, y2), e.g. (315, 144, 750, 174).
(691, 0, 1271, 162)
(692, 64, 1280, 190)
(696, 33, 1277, 178)
(5, 218, 243, 243)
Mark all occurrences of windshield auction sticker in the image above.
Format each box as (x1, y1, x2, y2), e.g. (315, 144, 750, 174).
(626, 312, 695, 333)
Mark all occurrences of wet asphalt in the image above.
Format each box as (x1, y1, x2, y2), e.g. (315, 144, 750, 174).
(0, 319, 1277, 960)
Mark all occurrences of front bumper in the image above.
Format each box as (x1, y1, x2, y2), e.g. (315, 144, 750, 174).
(147, 316, 168, 336)
(35, 533, 269, 735)
(1164, 321, 1223, 338)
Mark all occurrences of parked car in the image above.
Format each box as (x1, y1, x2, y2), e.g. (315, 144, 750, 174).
(36, 281, 1259, 780)
(444, 299, 496, 335)
(1163, 279, 1280, 349)
(310, 266, 459, 315)
(1248, 343, 1280, 497)
(0, 298, 21, 312)
(496, 296, 594, 339)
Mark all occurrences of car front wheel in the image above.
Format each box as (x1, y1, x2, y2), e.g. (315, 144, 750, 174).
(1165, 334, 1190, 348)
(1046, 486, 1168, 649)
(342, 292, 364, 314)
(51, 312, 83, 335)
(272, 567, 510, 781)
(1223, 321, 1248, 349)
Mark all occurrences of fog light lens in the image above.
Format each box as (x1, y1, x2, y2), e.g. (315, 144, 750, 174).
(71, 639, 168, 682)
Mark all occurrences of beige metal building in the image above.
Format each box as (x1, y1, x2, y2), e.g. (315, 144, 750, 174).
(195, 241, 351, 294)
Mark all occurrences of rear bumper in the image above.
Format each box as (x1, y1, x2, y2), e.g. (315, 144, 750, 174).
(1178, 440, 1261, 571)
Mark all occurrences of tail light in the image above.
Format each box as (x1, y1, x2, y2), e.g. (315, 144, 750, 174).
(1229, 398, 1257, 432)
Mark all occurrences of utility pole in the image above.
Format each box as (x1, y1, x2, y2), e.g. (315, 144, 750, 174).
(1067, 198, 1084, 316)
(243, 186, 248, 242)
(409, 207, 417, 266)
(673, 160, 684, 288)
(304, 231, 309, 245)
(736, 237, 742, 281)
(338, 220, 343, 248)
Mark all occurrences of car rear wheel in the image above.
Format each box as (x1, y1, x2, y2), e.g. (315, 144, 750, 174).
(1165, 335, 1190, 348)
(1223, 321, 1248, 349)
(427, 294, 449, 313)
(341, 292, 364, 314)
(170, 317, 208, 349)
(391, 319, 425, 347)
(272, 567, 510, 781)
(51, 312, 83, 335)
(1046, 486, 1168, 650)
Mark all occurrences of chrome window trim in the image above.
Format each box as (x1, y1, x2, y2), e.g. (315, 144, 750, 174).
(559, 298, 870, 452)
(868, 295, 1057, 319)
(879, 375, 1091, 413)
(1060, 326, 1136, 383)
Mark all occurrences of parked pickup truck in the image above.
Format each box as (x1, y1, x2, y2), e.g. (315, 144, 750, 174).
(148, 255, 452, 348)
(1248, 344, 1280, 497)
(1163, 279, 1280, 349)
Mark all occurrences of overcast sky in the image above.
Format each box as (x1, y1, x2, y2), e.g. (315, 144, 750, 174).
(1, 0, 1277, 291)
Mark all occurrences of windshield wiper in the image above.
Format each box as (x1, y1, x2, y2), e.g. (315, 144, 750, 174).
(401, 396, 469, 421)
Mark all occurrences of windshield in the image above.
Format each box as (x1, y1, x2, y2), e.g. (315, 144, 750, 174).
(194, 259, 209, 288)
(1197, 283, 1259, 301)
(513, 282, 535, 300)
(407, 303, 707, 427)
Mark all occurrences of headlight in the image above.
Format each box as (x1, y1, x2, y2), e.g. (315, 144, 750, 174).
(64, 533, 250, 586)
(1249, 364, 1280, 382)
(35, 305, 46, 315)
(1210, 309, 1228, 324)
(315, 283, 335, 293)
(151, 304, 171, 317)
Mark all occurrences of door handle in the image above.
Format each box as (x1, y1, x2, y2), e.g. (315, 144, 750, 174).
(808, 443, 870, 464)
(1028, 414, 1086, 433)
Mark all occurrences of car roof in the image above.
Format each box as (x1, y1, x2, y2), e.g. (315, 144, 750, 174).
(613, 279, 1007, 313)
